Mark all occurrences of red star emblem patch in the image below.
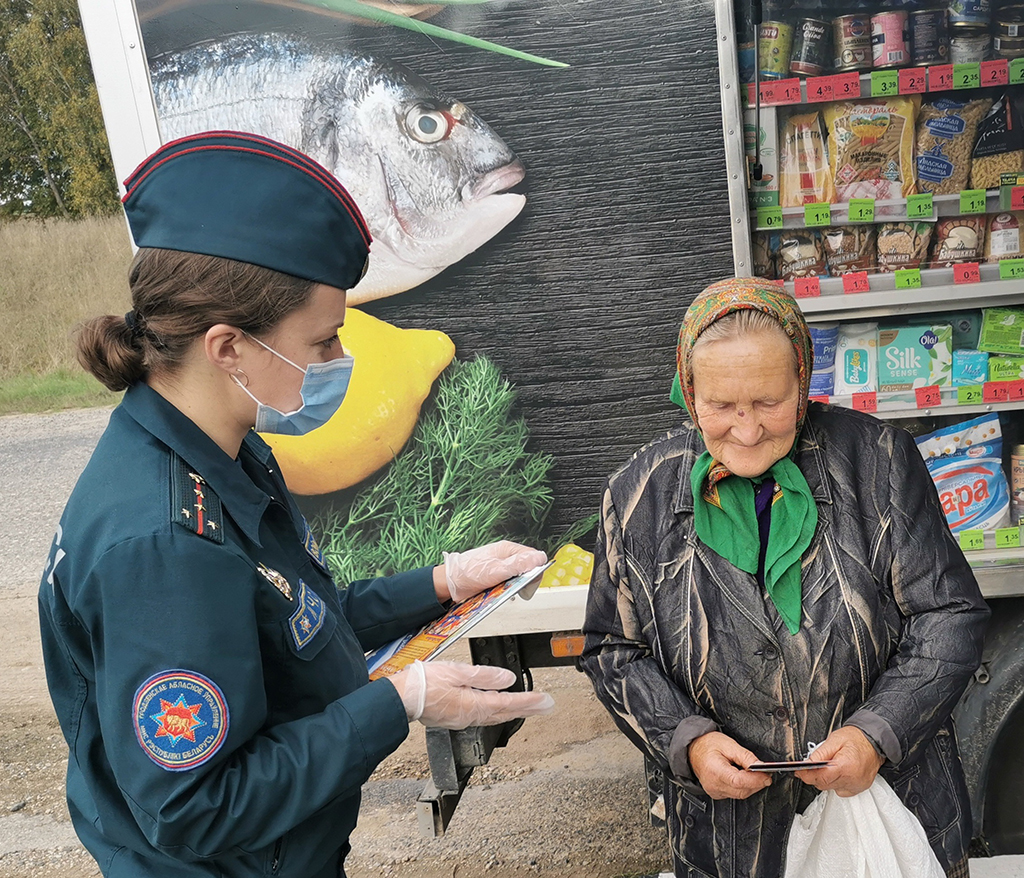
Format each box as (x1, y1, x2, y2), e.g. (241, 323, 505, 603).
(151, 696, 206, 746)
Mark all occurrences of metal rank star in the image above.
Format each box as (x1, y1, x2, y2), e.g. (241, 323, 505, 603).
(257, 563, 293, 601)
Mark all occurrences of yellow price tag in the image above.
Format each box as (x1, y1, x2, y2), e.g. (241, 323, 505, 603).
(960, 189, 987, 214)
(895, 268, 922, 289)
(906, 193, 933, 219)
(957, 384, 983, 405)
(1000, 258, 1024, 280)
(848, 198, 875, 223)
(756, 206, 784, 230)
(1012, 58, 1024, 86)
(953, 63, 981, 90)
(871, 70, 899, 97)
(995, 527, 1022, 549)
(804, 202, 832, 227)
(959, 530, 985, 551)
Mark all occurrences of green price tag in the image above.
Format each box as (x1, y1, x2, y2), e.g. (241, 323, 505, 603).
(871, 69, 899, 97)
(804, 202, 832, 227)
(848, 198, 875, 223)
(957, 384, 983, 404)
(1012, 58, 1024, 86)
(953, 63, 981, 90)
(959, 530, 985, 551)
(906, 193, 934, 219)
(995, 527, 1022, 549)
(1000, 257, 1024, 280)
(895, 268, 922, 289)
(960, 189, 987, 214)
(756, 206, 783, 230)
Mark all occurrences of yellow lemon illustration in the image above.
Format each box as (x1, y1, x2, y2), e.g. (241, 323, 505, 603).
(540, 543, 595, 588)
(263, 308, 455, 494)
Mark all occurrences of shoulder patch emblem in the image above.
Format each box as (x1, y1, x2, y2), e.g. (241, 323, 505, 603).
(289, 580, 326, 649)
(133, 670, 229, 771)
(301, 518, 329, 572)
(171, 456, 224, 544)
(258, 563, 293, 601)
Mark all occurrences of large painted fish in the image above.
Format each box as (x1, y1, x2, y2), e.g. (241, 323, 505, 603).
(150, 35, 526, 303)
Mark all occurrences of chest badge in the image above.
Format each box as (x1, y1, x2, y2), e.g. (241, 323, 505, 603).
(289, 579, 326, 650)
(257, 563, 293, 601)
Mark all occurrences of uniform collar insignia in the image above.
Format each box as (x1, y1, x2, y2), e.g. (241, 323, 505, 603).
(257, 563, 293, 601)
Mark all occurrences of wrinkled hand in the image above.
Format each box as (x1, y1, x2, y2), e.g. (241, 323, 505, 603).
(391, 661, 555, 730)
(794, 726, 884, 797)
(688, 731, 773, 800)
(443, 540, 548, 603)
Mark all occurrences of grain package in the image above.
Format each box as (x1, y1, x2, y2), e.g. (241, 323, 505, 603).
(915, 97, 991, 195)
(877, 222, 934, 272)
(777, 229, 827, 280)
(824, 96, 920, 202)
(930, 216, 986, 266)
(753, 231, 776, 279)
(822, 225, 877, 275)
(985, 212, 1024, 261)
(971, 94, 1024, 192)
(779, 111, 836, 207)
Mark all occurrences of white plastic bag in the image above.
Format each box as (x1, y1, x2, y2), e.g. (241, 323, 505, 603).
(784, 777, 945, 878)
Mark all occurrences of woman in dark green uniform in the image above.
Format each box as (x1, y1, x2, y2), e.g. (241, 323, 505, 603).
(37, 131, 553, 878)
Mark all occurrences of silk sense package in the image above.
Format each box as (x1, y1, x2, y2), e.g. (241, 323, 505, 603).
(877, 324, 953, 391)
(915, 413, 1010, 533)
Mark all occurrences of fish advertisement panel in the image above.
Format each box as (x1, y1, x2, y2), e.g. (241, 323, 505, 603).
(88, 0, 734, 577)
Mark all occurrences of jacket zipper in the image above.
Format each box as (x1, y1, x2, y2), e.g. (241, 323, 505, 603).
(271, 838, 283, 873)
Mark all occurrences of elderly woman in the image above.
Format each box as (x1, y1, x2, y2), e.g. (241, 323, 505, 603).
(581, 278, 989, 878)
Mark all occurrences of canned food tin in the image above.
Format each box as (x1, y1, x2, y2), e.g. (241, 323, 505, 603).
(790, 18, 832, 76)
(872, 11, 910, 68)
(950, 27, 990, 62)
(949, 0, 990, 27)
(909, 8, 949, 66)
(996, 5, 1024, 37)
(834, 14, 873, 71)
(995, 34, 1024, 57)
(759, 21, 794, 80)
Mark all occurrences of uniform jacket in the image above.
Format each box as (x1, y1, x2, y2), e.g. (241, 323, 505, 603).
(581, 403, 989, 878)
(38, 383, 446, 878)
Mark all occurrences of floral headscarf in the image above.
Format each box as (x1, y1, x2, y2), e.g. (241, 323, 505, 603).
(672, 277, 813, 437)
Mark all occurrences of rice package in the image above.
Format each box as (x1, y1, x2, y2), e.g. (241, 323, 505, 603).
(780, 111, 836, 207)
(833, 322, 878, 395)
(877, 324, 953, 390)
(915, 413, 1010, 533)
(824, 96, 920, 202)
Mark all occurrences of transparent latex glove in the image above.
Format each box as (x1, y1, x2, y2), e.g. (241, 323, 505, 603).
(442, 540, 548, 603)
(392, 661, 555, 730)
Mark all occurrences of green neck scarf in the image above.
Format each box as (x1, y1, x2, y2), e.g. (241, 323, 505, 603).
(690, 451, 817, 635)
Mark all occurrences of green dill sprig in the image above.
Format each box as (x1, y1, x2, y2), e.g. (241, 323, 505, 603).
(315, 356, 554, 584)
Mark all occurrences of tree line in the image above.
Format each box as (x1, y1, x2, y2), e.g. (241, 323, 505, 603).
(1, 0, 119, 219)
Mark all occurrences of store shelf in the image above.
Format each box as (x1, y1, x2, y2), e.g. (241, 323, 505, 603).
(821, 390, 1024, 421)
(753, 192, 999, 231)
(792, 264, 1024, 322)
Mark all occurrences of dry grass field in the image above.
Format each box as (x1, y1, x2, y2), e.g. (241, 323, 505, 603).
(0, 217, 132, 413)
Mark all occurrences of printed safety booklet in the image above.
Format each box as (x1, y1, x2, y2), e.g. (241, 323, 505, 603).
(365, 562, 552, 680)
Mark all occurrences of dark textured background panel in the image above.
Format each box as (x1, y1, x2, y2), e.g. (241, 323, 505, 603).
(140, 0, 736, 532)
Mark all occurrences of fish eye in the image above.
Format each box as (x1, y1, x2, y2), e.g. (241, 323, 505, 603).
(406, 106, 453, 144)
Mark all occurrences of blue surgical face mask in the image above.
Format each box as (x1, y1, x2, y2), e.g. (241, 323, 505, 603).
(233, 335, 354, 436)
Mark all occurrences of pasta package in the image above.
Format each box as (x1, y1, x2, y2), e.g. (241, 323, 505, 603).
(877, 222, 934, 272)
(915, 97, 991, 195)
(824, 95, 920, 202)
(779, 111, 836, 207)
(971, 95, 1024, 191)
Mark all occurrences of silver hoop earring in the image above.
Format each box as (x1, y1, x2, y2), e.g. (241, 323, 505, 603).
(235, 369, 249, 387)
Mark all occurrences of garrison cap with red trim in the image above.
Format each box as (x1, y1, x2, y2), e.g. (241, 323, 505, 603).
(122, 131, 372, 290)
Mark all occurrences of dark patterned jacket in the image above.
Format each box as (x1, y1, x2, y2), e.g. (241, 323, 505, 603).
(581, 403, 989, 878)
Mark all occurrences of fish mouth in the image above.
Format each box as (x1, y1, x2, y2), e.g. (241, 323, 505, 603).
(464, 160, 526, 202)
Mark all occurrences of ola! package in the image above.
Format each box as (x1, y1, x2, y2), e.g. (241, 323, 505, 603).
(915, 413, 1010, 533)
